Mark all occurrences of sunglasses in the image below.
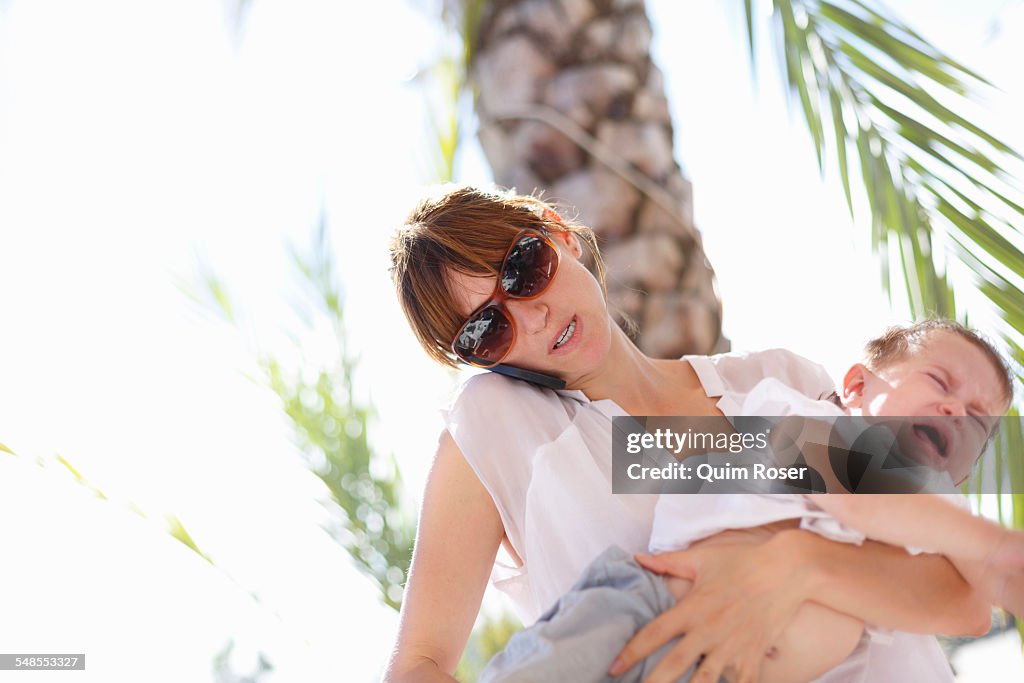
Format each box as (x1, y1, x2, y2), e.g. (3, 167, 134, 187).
(451, 229, 561, 368)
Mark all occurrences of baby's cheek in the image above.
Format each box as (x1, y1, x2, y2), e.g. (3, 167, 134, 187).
(862, 396, 892, 416)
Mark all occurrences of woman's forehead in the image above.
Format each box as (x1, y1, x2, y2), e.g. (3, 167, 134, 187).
(446, 268, 498, 316)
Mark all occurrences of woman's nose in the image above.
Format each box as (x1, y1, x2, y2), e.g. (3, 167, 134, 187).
(507, 299, 549, 336)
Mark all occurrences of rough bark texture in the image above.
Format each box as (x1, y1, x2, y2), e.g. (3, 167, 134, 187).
(469, 0, 727, 357)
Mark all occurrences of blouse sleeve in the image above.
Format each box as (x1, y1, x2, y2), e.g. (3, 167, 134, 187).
(688, 347, 837, 416)
(720, 348, 836, 398)
(439, 372, 574, 565)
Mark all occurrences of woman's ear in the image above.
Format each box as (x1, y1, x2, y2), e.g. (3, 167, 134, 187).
(842, 363, 868, 409)
(551, 229, 582, 259)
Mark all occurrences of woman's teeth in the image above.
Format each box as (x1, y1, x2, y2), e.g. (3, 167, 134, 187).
(554, 318, 576, 349)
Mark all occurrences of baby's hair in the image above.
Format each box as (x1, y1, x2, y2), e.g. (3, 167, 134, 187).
(863, 319, 1014, 410)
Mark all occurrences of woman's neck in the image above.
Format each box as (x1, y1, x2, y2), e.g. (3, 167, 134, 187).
(568, 326, 707, 415)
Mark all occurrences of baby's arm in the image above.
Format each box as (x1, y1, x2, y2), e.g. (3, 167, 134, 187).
(807, 493, 1024, 612)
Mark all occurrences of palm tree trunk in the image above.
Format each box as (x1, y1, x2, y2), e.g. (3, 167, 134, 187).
(469, 0, 727, 357)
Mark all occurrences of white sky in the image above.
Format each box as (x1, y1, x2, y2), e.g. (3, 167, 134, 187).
(0, 0, 1021, 681)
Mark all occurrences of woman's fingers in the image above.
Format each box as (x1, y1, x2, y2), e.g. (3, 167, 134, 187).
(688, 650, 728, 683)
(640, 634, 707, 683)
(624, 542, 793, 682)
(733, 637, 770, 683)
(708, 626, 767, 683)
(636, 550, 699, 580)
(610, 606, 691, 675)
(732, 655, 761, 683)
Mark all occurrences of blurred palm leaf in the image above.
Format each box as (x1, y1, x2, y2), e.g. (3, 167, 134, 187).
(420, 0, 486, 184)
(419, 54, 463, 183)
(3, 446, 213, 563)
(185, 215, 525, 675)
(454, 612, 522, 681)
(3, 446, 279, 676)
(991, 407, 1024, 642)
(186, 215, 416, 611)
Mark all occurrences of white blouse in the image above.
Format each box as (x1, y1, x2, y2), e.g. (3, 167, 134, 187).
(441, 348, 954, 682)
(650, 377, 965, 556)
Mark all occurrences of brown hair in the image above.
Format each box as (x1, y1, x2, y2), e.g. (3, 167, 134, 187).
(863, 319, 1015, 409)
(389, 186, 606, 368)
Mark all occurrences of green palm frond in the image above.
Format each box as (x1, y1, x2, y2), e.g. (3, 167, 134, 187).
(752, 0, 1024, 333)
(409, 51, 462, 184)
(187, 218, 416, 611)
(753, 0, 1024, 323)
(751, 0, 1024, 526)
(992, 407, 1024, 642)
(426, 55, 463, 184)
(416, 0, 488, 183)
(4, 446, 214, 562)
(996, 408, 1024, 529)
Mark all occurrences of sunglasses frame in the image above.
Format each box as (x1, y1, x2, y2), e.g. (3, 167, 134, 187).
(451, 228, 562, 369)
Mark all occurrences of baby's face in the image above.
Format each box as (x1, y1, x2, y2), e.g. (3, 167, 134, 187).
(843, 331, 1008, 484)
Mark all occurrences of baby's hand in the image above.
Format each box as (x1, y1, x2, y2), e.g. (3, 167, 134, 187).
(985, 530, 1024, 617)
(996, 573, 1024, 618)
(990, 529, 1024, 573)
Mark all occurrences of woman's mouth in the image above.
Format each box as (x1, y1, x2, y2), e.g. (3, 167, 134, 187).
(552, 315, 578, 351)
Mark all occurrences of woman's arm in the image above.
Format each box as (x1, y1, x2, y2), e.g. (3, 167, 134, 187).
(611, 527, 991, 683)
(382, 430, 505, 683)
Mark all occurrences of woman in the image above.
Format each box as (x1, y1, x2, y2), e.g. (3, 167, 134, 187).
(383, 187, 990, 683)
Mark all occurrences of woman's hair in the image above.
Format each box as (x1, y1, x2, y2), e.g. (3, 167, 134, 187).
(389, 186, 606, 368)
(862, 318, 1015, 408)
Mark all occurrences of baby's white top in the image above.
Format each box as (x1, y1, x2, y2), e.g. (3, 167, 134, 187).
(442, 349, 954, 682)
(649, 377, 965, 557)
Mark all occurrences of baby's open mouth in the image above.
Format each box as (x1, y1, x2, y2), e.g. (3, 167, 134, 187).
(912, 424, 948, 459)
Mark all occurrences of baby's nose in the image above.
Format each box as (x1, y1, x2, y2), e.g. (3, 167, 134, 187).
(938, 400, 966, 417)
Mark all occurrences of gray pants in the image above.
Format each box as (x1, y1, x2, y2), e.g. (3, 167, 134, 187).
(480, 546, 706, 683)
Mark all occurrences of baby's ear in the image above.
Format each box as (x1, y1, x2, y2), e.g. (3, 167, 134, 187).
(842, 363, 868, 409)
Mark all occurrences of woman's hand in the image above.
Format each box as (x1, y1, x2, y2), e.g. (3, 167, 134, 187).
(609, 532, 815, 683)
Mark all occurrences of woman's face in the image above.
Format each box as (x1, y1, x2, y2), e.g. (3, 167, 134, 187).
(447, 229, 612, 382)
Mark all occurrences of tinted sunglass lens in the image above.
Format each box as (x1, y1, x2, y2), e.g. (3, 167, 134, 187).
(502, 235, 556, 297)
(453, 307, 514, 366)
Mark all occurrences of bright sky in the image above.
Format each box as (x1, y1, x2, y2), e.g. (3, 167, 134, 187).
(0, 1, 1022, 681)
